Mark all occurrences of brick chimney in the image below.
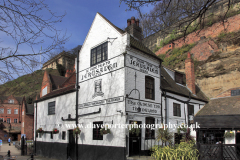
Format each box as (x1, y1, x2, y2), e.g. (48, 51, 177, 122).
(185, 52, 196, 94)
(125, 16, 142, 41)
(65, 70, 72, 78)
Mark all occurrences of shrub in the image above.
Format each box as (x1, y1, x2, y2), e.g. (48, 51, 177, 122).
(151, 141, 199, 160)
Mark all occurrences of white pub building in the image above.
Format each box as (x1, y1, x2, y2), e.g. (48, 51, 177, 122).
(34, 13, 207, 160)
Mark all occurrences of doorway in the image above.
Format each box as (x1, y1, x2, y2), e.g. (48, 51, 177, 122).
(129, 121, 142, 156)
(67, 130, 75, 159)
(236, 132, 240, 157)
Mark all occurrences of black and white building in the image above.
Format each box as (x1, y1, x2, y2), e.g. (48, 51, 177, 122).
(34, 13, 208, 160)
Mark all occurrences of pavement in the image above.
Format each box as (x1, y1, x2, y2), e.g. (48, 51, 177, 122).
(0, 142, 58, 160)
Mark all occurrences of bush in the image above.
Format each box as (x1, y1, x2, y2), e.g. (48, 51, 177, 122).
(151, 141, 199, 160)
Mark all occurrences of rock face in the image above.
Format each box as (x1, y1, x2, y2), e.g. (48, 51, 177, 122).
(195, 46, 240, 98)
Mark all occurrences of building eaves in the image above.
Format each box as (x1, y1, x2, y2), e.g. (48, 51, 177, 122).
(130, 36, 162, 62)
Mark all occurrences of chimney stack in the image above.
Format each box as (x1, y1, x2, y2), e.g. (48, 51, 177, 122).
(185, 52, 196, 94)
(125, 16, 142, 41)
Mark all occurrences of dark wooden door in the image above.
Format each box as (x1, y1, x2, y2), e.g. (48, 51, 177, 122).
(129, 121, 142, 156)
(68, 130, 75, 160)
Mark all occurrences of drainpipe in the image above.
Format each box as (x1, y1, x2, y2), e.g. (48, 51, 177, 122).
(34, 102, 37, 154)
(159, 62, 163, 124)
(164, 91, 167, 124)
(75, 50, 80, 160)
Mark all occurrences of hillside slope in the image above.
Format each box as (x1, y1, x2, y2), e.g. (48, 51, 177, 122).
(159, 31, 240, 98)
(0, 69, 60, 102)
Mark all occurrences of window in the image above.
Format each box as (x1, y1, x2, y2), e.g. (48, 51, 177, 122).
(48, 101, 55, 115)
(0, 118, 3, 122)
(231, 89, 240, 96)
(14, 119, 17, 123)
(188, 105, 194, 116)
(93, 121, 103, 140)
(7, 118, 10, 123)
(173, 103, 181, 117)
(175, 72, 185, 85)
(91, 42, 108, 66)
(50, 132, 53, 139)
(145, 117, 155, 139)
(7, 109, 11, 114)
(62, 131, 66, 140)
(145, 76, 155, 100)
(0, 108, 4, 114)
(14, 109, 18, 114)
(8, 99, 14, 104)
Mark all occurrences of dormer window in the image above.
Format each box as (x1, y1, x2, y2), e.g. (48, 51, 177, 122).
(8, 99, 14, 104)
(175, 72, 185, 85)
(91, 42, 108, 66)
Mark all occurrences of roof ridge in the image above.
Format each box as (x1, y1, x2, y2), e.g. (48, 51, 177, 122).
(97, 12, 125, 34)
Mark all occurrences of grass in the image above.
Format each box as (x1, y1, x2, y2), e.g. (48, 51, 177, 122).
(159, 43, 196, 68)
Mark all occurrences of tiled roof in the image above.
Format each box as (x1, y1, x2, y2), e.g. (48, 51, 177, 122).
(0, 96, 23, 104)
(37, 84, 76, 102)
(196, 95, 240, 116)
(130, 36, 162, 61)
(49, 74, 68, 90)
(161, 67, 208, 102)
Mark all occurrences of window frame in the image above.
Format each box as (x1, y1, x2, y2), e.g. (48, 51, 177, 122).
(8, 99, 14, 104)
(7, 118, 10, 123)
(173, 103, 181, 117)
(0, 108, 4, 114)
(93, 121, 103, 140)
(62, 131, 66, 140)
(145, 76, 155, 100)
(14, 119, 17, 123)
(188, 104, 194, 116)
(48, 101, 55, 115)
(0, 118, 3, 122)
(90, 42, 108, 66)
(145, 117, 155, 139)
(14, 109, 18, 114)
(7, 109, 11, 114)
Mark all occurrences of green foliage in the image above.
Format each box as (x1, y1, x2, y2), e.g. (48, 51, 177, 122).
(151, 141, 199, 160)
(156, 128, 174, 146)
(128, 123, 141, 136)
(0, 69, 60, 99)
(56, 60, 66, 76)
(177, 124, 187, 135)
(100, 128, 111, 135)
(224, 130, 235, 138)
(162, 43, 196, 68)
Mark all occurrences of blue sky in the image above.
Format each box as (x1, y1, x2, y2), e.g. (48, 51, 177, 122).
(46, 0, 148, 51)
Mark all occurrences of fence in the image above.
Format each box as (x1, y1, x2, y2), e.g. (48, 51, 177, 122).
(197, 143, 240, 160)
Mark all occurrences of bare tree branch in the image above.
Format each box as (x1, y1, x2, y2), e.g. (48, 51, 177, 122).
(0, 0, 69, 83)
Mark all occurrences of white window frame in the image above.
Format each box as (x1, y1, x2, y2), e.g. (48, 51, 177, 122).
(7, 118, 10, 123)
(8, 99, 14, 104)
(7, 109, 11, 114)
(14, 109, 18, 114)
(14, 119, 17, 123)
(0, 108, 4, 114)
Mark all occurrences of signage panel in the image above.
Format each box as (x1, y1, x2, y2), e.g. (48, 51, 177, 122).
(126, 55, 159, 76)
(126, 98, 160, 115)
(79, 96, 124, 108)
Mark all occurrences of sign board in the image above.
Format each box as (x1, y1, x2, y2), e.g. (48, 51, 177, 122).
(126, 55, 159, 76)
(126, 98, 161, 115)
(79, 96, 124, 108)
(0, 140, 2, 146)
(79, 57, 122, 82)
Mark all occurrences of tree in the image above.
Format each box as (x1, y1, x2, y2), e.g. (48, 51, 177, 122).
(156, 128, 173, 146)
(121, 0, 239, 38)
(0, 0, 68, 83)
